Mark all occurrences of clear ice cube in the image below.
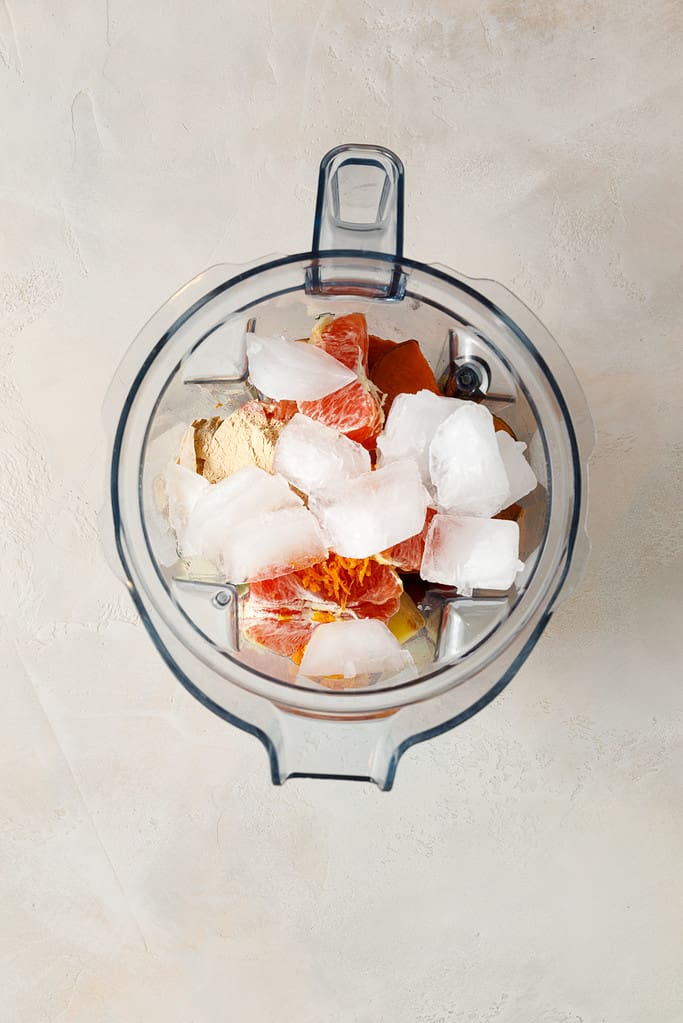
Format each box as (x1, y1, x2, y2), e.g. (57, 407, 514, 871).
(496, 431, 538, 507)
(298, 619, 414, 679)
(273, 413, 371, 496)
(221, 506, 328, 583)
(376, 389, 467, 488)
(309, 459, 429, 559)
(246, 334, 356, 401)
(421, 513, 524, 595)
(429, 403, 509, 517)
(181, 465, 301, 563)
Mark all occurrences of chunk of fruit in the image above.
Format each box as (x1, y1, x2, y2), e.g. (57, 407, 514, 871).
(311, 312, 369, 372)
(368, 334, 398, 372)
(370, 339, 440, 414)
(298, 377, 384, 449)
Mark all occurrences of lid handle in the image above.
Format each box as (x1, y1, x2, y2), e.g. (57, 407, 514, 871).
(312, 143, 405, 258)
(308, 144, 405, 297)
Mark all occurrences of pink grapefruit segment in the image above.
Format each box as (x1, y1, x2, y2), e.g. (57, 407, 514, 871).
(311, 313, 369, 373)
(298, 377, 384, 449)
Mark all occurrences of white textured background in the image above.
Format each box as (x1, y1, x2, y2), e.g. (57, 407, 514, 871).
(2, 2, 682, 1020)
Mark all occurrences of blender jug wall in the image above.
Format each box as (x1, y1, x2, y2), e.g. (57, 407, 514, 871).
(104, 144, 593, 789)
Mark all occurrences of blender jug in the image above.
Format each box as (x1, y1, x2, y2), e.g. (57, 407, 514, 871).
(103, 144, 593, 790)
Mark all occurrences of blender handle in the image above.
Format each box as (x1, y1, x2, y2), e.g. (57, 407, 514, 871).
(312, 143, 405, 257)
(309, 144, 406, 298)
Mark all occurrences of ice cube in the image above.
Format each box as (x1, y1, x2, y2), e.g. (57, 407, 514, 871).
(421, 513, 524, 595)
(221, 506, 328, 583)
(309, 459, 429, 559)
(298, 619, 414, 678)
(496, 431, 538, 507)
(377, 389, 467, 487)
(429, 403, 509, 517)
(273, 413, 371, 496)
(181, 465, 301, 563)
(162, 464, 210, 547)
(246, 335, 356, 401)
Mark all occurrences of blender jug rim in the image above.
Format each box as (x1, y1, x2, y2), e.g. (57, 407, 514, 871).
(109, 247, 585, 714)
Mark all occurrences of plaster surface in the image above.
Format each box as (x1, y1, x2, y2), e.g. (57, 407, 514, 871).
(1, 2, 682, 1020)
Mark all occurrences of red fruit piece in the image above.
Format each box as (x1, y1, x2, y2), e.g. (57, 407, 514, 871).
(243, 555, 404, 663)
(311, 313, 369, 372)
(368, 334, 398, 373)
(264, 399, 298, 423)
(298, 377, 384, 449)
(369, 339, 440, 415)
(250, 554, 402, 623)
(241, 615, 316, 664)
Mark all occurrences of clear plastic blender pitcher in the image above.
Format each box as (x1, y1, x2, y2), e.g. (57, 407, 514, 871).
(103, 144, 593, 789)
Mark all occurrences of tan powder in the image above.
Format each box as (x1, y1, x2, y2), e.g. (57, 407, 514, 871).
(201, 402, 285, 483)
(192, 416, 223, 475)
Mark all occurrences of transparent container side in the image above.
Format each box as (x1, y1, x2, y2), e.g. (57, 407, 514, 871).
(104, 142, 591, 787)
